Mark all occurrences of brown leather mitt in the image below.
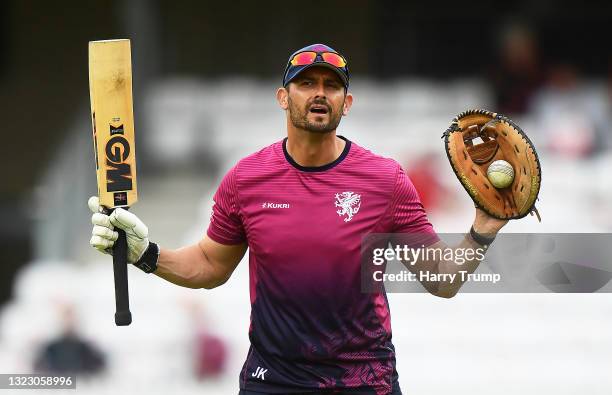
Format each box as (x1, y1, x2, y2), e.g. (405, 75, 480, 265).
(443, 109, 541, 221)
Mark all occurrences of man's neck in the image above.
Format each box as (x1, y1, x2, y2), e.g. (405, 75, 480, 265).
(285, 129, 346, 168)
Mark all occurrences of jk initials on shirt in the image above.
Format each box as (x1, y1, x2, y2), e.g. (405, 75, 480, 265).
(252, 366, 268, 380)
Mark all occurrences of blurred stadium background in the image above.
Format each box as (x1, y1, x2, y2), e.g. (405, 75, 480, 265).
(1, 1, 611, 394)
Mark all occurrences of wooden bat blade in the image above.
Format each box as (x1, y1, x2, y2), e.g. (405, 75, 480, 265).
(89, 39, 138, 209)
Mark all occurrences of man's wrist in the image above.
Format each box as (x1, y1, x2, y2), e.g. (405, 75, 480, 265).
(469, 226, 496, 247)
(134, 242, 160, 273)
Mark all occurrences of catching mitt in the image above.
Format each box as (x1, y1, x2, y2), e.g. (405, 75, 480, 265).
(443, 109, 541, 221)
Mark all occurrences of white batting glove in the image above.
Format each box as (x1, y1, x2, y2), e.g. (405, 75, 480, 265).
(88, 196, 150, 264)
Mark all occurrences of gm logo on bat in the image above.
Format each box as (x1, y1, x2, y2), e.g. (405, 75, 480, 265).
(105, 123, 133, 192)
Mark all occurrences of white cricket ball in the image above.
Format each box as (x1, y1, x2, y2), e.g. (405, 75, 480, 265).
(487, 160, 514, 188)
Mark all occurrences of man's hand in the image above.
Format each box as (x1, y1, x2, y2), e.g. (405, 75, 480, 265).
(88, 196, 149, 264)
(473, 207, 508, 235)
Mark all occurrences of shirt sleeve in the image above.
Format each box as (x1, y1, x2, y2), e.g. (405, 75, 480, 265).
(389, 165, 440, 247)
(206, 166, 246, 245)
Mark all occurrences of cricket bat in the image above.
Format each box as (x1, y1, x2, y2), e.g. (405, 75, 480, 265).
(89, 39, 137, 326)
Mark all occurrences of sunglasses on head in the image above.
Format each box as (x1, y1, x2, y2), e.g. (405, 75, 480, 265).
(289, 51, 347, 68)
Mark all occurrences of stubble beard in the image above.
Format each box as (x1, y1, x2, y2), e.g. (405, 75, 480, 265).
(288, 96, 343, 134)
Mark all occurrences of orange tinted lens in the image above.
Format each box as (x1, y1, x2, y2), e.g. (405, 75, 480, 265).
(321, 52, 346, 68)
(291, 52, 317, 66)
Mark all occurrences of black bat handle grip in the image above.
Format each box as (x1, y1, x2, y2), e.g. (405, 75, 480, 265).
(113, 228, 132, 326)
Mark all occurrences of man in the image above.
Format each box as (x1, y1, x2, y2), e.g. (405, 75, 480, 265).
(89, 43, 507, 394)
(34, 304, 106, 376)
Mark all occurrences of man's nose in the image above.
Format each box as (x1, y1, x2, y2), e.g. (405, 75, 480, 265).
(313, 81, 326, 98)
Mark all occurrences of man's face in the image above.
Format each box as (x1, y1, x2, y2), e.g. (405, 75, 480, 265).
(282, 67, 351, 133)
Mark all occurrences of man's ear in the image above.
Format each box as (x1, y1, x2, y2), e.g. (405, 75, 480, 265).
(342, 92, 353, 116)
(276, 87, 289, 110)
